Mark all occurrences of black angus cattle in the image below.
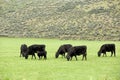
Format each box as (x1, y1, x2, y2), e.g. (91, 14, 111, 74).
(98, 44, 116, 57)
(24, 44, 46, 59)
(66, 46, 87, 61)
(20, 44, 27, 57)
(55, 44, 72, 58)
(37, 51, 47, 60)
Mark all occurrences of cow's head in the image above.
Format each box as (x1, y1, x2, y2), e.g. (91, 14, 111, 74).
(22, 52, 25, 57)
(98, 51, 101, 57)
(22, 50, 28, 57)
(24, 49, 29, 59)
(55, 52, 59, 58)
(66, 55, 70, 61)
(24, 54, 28, 59)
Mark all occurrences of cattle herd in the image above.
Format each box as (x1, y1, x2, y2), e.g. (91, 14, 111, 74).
(20, 43, 116, 61)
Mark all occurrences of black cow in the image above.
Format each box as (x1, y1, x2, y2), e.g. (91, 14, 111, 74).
(24, 44, 46, 59)
(55, 44, 72, 58)
(98, 44, 116, 57)
(37, 51, 47, 60)
(20, 44, 27, 57)
(66, 46, 87, 61)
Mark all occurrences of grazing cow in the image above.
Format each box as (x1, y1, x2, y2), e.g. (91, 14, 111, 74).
(20, 44, 27, 57)
(66, 46, 87, 61)
(98, 44, 116, 57)
(55, 44, 72, 58)
(37, 51, 47, 60)
(24, 44, 46, 59)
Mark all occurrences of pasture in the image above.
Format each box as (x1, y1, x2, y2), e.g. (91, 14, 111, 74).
(0, 37, 120, 80)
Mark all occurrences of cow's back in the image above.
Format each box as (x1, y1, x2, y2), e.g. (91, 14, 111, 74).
(74, 46, 87, 55)
(68, 46, 87, 55)
(102, 44, 115, 52)
(58, 44, 72, 53)
(64, 44, 72, 52)
(28, 44, 46, 54)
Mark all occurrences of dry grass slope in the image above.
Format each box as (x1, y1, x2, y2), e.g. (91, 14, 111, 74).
(0, 0, 120, 40)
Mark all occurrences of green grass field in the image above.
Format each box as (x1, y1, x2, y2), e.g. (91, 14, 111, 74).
(0, 37, 120, 80)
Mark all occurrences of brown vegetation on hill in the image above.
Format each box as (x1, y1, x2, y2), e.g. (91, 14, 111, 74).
(0, 0, 120, 40)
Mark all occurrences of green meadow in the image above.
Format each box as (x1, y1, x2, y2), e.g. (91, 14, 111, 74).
(0, 37, 120, 80)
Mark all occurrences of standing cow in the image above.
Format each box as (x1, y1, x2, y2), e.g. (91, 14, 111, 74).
(24, 44, 46, 59)
(20, 44, 27, 57)
(55, 44, 72, 58)
(37, 51, 47, 60)
(98, 44, 116, 57)
(66, 46, 87, 61)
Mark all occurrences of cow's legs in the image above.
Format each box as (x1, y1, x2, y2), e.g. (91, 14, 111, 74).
(63, 53, 65, 58)
(84, 54, 87, 60)
(75, 55, 77, 61)
(103, 53, 107, 57)
(32, 55, 33, 59)
(111, 51, 113, 57)
(111, 50, 116, 57)
(31, 53, 36, 59)
(70, 56, 72, 61)
(105, 53, 107, 57)
(82, 55, 85, 60)
(114, 53, 116, 57)
(44, 55, 47, 60)
(33, 54, 36, 59)
(38, 55, 40, 60)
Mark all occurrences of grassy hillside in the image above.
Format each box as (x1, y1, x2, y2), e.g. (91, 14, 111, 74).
(0, 37, 120, 80)
(0, 0, 120, 40)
